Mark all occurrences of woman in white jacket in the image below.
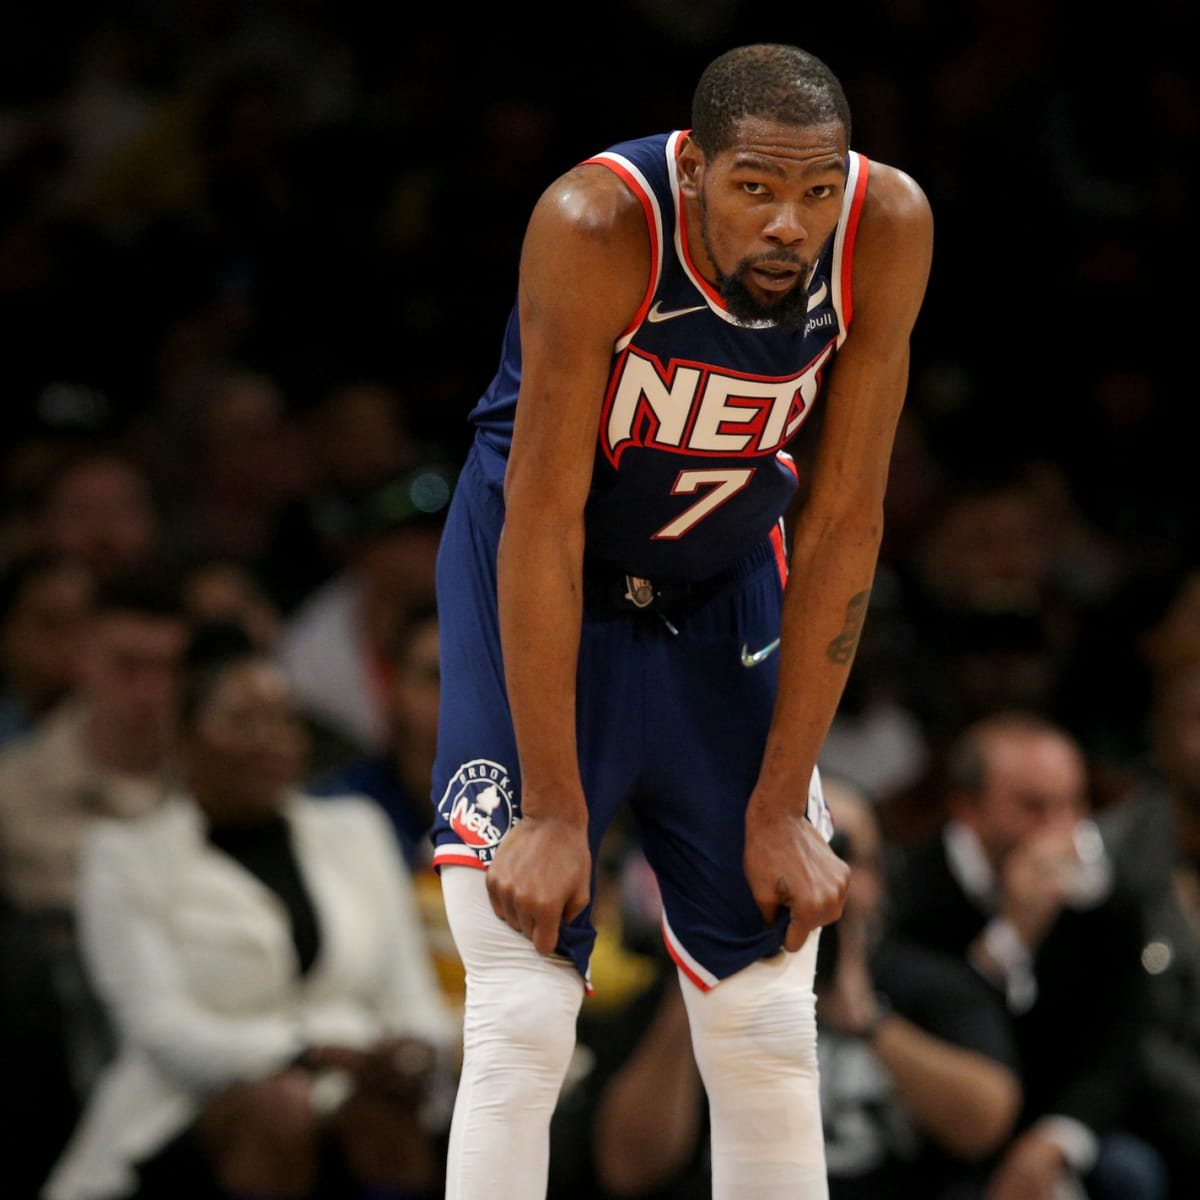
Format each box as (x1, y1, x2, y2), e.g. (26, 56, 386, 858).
(44, 620, 458, 1200)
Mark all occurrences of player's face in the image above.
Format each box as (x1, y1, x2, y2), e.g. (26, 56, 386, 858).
(681, 118, 848, 329)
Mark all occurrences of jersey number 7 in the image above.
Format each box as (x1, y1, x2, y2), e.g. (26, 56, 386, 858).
(652, 468, 755, 539)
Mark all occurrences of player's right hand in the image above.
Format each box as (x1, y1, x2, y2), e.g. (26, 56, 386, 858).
(744, 801, 849, 952)
(486, 814, 592, 955)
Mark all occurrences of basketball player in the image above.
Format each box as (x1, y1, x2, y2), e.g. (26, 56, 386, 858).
(430, 43, 934, 1199)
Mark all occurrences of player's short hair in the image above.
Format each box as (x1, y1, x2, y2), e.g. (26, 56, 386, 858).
(691, 43, 851, 156)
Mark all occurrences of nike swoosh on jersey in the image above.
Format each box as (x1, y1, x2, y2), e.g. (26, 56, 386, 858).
(647, 301, 708, 323)
(807, 280, 828, 308)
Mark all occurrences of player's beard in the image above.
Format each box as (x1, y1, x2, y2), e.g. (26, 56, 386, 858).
(718, 259, 810, 330)
(699, 201, 811, 330)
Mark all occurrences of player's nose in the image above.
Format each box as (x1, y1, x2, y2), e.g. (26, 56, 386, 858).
(762, 203, 809, 246)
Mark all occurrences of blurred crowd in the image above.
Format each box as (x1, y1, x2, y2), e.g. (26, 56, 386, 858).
(2, 1, 1199, 1197)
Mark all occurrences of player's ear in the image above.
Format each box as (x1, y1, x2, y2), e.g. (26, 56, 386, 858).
(677, 135, 704, 200)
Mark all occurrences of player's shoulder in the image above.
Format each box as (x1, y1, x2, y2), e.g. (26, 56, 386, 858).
(860, 157, 933, 234)
(531, 130, 673, 243)
(849, 156, 934, 313)
(531, 157, 650, 244)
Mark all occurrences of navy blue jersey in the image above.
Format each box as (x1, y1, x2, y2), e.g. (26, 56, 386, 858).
(469, 130, 870, 582)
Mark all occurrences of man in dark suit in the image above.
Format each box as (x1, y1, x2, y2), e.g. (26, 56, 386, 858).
(1099, 660, 1200, 1197)
(886, 711, 1165, 1200)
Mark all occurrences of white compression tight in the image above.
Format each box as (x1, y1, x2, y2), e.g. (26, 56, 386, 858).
(441, 865, 827, 1200)
(440, 866, 585, 1200)
(681, 931, 829, 1199)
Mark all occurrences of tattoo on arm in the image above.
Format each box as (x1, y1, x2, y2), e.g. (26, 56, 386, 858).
(826, 590, 870, 665)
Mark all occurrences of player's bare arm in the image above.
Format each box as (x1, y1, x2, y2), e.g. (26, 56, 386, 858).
(487, 164, 651, 953)
(744, 161, 934, 949)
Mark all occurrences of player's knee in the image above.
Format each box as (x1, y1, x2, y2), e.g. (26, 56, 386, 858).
(685, 959, 826, 1178)
(701, 993, 817, 1086)
(462, 960, 582, 1108)
(474, 977, 576, 1060)
(685, 956, 819, 1092)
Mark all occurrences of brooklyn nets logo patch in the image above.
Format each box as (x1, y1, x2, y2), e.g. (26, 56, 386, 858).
(438, 758, 516, 862)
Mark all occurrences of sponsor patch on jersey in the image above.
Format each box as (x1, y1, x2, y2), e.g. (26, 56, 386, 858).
(437, 758, 516, 862)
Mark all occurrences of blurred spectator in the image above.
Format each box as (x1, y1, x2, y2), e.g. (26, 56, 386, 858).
(0, 565, 186, 1123)
(178, 548, 387, 786)
(886, 712, 1165, 1200)
(1141, 564, 1200, 687)
(279, 462, 453, 759)
(32, 447, 164, 585)
(178, 551, 282, 655)
(183, 545, 364, 776)
(1058, 562, 1200, 812)
(309, 601, 439, 865)
(258, 378, 424, 614)
(44, 619, 457, 1200)
(897, 468, 1081, 743)
(159, 363, 310, 569)
(883, 467, 1112, 843)
(819, 571, 929, 810)
(816, 775, 1021, 1198)
(1099, 660, 1200, 1197)
(0, 566, 184, 919)
(309, 601, 465, 1011)
(876, 408, 946, 572)
(1020, 460, 1125, 616)
(0, 550, 95, 746)
(43, 24, 162, 214)
(0, 393, 117, 564)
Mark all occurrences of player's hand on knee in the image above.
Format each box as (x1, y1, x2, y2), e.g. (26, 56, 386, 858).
(744, 803, 850, 952)
(487, 815, 592, 955)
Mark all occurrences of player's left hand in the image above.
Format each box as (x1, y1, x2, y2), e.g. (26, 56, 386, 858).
(744, 801, 849, 952)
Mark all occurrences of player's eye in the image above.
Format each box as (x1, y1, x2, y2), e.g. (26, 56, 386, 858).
(742, 181, 769, 196)
(809, 184, 836, 200)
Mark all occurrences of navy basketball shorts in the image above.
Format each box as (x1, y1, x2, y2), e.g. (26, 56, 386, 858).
(431, 443, 828, 990)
